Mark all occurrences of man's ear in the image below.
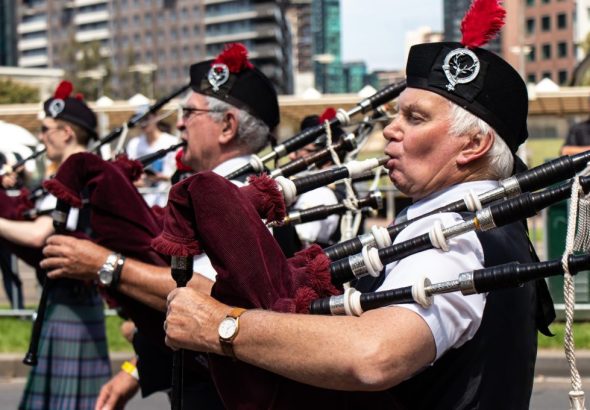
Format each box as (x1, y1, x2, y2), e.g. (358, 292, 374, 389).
(218, 111, 239, 145)
(456, 131, 494, 165)
(61, 124, 76, 144)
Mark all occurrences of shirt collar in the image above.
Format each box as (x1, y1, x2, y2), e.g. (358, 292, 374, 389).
(405, 180, 500, 220)
(212, 156, 251, 177)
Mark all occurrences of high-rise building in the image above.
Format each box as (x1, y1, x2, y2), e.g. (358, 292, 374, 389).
(15, 0, 293, 98)
(443, 0, 502, 54)
(342, 61, 367, 93)
(0, 1, 18, 66)
(521, 0, 576, 85)
(311, 0, 344, 93)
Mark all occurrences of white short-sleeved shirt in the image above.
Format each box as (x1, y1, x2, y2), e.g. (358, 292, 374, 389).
(292, 186, 340, 245)
(192, 156, 251, 280)
(126, 133, 179, 207)
(377, 180, 499, 361)
(126, 133, 179, 178)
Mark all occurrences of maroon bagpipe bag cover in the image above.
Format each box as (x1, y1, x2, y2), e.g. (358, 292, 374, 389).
(152, 171, 397, 409)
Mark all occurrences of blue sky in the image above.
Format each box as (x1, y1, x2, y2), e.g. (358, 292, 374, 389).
(340, 0, 443, 71)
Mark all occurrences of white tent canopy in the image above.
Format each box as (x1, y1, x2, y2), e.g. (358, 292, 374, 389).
(0, 121, 39, 172)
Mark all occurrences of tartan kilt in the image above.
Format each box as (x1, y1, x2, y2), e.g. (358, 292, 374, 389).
(19, 284, 111, 410)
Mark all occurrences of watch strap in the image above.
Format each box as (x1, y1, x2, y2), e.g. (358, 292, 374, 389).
(219, 307, 247, 360)
(110, 255, 125, 289)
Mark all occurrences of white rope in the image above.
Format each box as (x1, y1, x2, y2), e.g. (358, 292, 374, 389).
(323, 119, 362, 241)
(562, 171, 590, 410)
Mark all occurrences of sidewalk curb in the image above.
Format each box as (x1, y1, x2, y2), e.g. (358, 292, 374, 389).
(1, 350, 590, 380)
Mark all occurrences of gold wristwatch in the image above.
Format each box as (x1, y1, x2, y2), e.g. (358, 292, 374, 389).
(218, 307, 247, 360)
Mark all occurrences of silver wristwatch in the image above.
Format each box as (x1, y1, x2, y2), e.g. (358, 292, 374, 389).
(98, 253, 119, 286)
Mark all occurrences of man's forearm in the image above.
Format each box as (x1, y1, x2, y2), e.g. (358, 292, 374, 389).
(118, 259, 213, 311)
(560, 145, 590, 156)
(117, 259, 176, 311)
(0, 216, 53, 248)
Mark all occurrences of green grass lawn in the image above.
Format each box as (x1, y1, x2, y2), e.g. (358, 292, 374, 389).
(0, 315, 132, 353)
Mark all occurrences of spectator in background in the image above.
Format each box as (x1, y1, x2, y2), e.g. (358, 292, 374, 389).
(561, 107, 590, 155)
(126, 108, 178, 206)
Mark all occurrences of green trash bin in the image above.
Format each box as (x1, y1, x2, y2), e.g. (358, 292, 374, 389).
(545, 199, 590, 306)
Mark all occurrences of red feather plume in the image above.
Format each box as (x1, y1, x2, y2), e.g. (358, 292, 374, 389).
(213, 43, 254, 73)
(54, 80, 73, 100)
(75, 92, 85, 101)
(319, 107, 337, 123)
(460, 0, 506, 48)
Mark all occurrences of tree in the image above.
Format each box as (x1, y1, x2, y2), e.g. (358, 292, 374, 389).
(59, 30, 113, 100)
(0, 79, 39, 104)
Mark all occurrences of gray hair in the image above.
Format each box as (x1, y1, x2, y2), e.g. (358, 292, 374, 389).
(447, 102, 514, 179)
(204, 96, 270, 153)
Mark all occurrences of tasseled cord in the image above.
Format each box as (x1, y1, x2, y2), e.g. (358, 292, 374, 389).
(562, 166, 590, 410)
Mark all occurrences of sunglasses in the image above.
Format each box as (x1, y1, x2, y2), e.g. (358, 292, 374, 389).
(39, 125, 62, 134)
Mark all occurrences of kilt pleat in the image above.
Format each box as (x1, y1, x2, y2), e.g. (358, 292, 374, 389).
(19, 288, 111, 410)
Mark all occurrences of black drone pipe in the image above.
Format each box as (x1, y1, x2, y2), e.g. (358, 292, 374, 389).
(23, 198, 70, 366)
(269, 157, 387, 210)
(137, 140, 187, 167)
(329, 175, 590, 285)
(170, 256, 193, 410)
(310, 253, 590, 315)
(269, 134, 357, 179)
(0, 148, 47, 177)
(268, 191, 383, 228)
(324, 149, 590, 261)
(91, 84, 190, 152)
(224, 80, 406, 180)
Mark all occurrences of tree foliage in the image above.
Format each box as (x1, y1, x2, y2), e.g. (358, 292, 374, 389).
(0, 78, 39, 104)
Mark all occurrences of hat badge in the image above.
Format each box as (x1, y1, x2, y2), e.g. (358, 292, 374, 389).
(442, 48, 480, 91)
(208, 63, 230, 92)
(48, 99, 65, 118)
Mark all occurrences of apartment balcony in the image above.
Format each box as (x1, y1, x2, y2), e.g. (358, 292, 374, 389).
(204, 4, 280, 25)
(19, 54, 49, 67)
(18, 20, 47, 34)
(206, 25, 280, 45)
(75, 28, 110, 43)
(18, 37, 48, 51)
(74, 10, 109, 25)
(64, 0, 108, 8)
(249, 45, 283, 61)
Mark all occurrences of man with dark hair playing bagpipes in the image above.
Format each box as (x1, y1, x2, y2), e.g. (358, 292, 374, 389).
(163, 1, 555, 409)
(0, 81, 111, 409)
(39, 43, 281, 409)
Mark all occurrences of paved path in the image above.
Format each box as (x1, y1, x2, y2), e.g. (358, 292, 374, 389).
(0, 376, 588, 409)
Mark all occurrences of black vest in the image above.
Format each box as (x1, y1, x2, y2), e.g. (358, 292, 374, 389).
(390, 221, 546, 409)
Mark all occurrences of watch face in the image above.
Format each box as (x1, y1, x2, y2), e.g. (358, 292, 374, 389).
(99, 269, 113, 285)
(218, 317, 238, 340)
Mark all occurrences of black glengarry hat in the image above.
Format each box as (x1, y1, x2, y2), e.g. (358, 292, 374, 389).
(189, 43, 280, 130)
(406, 0, 527, 154)
(43, 81, 97, 138)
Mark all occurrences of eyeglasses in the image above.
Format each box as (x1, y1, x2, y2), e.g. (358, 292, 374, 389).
(39, 125, 62, 134)
(180, 106, 213, 121)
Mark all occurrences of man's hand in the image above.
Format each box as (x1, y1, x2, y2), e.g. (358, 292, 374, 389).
(95, 370, 139, 410)
(41, 235, 110, 280)
(165, 288, 229, 353)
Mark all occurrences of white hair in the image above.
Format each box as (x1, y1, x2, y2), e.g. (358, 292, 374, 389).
(204, 96, 270, 153)
(447, 102, 514, 179)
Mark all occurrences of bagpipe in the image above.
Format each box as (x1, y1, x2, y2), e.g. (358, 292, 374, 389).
(150, 145, 590, 408)
(310, 253, 590, 315)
